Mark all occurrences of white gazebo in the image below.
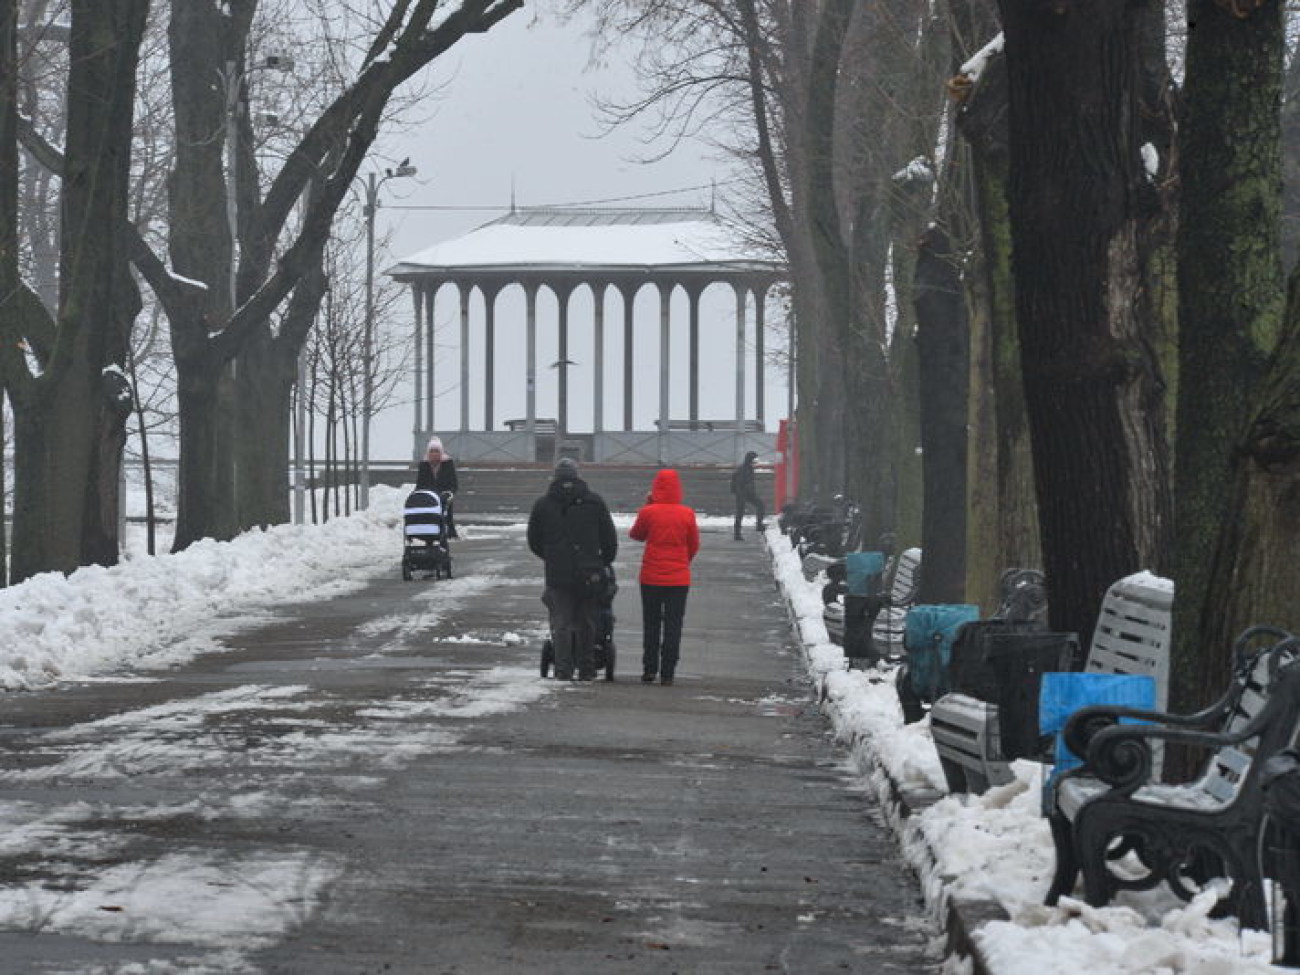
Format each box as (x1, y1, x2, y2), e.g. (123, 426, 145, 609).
(388, 206, 786, 466)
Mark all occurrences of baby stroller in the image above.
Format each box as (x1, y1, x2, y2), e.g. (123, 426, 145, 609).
(540, 564, 617, 681)
(401, 489, 453, 581)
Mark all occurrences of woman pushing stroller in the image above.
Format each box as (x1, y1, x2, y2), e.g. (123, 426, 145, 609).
(527, 458, 618, 682)
(416, 436, 458, 538)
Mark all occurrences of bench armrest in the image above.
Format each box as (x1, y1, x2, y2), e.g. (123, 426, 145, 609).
(1061, 703, 1216, 767)
(1081, 693, 1295, 794)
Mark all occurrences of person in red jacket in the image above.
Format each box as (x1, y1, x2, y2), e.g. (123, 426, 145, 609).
(628, 469, 700, 685)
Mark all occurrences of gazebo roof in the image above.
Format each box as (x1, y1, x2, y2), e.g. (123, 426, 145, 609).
(387, 206, 784, 281)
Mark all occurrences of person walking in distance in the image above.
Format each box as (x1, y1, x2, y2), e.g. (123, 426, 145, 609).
(730, 450, 766, 541)
(416, 437, 459, 538)
(629, 469, 700, 685)
(527, 458, 618, 681)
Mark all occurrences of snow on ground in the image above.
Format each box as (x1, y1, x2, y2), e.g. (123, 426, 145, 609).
(1, 496, 1289, 972)
(0, 492, 568, 972)
(765, 529, 1285, 975)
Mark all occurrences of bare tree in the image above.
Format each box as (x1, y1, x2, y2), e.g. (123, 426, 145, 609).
(1173, 0, 1294, 720)
(997, 0, 1173, 640)
(0, 0, 151, 583)
(127, 0, 522, 553)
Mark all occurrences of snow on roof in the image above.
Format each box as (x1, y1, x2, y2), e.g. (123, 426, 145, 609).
(388, 207, 782, 277)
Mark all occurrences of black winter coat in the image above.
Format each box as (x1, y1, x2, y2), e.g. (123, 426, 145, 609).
(416, 458, 458, 495)
(527, 476, 618, 590)
(731, 454, 759, 500)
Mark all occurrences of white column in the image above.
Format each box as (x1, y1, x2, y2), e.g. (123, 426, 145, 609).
(557, 285, 571, 440)
(458, 283, 470, 432)
(754, 284, 767, 429)
(734, 282, 747, 459)
(593, 282, 606, 434)
(622, 284, 636, 431)
(412, 283, 424, 457)
(658, 281, 672, 463)
(484, 285, 497, 431)
(688, 286, 701, 426)
(426, 282, 437, 436)
(525, 283, 538, 436)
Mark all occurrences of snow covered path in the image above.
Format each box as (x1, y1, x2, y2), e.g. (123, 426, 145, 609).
(0, 514, 936, 973)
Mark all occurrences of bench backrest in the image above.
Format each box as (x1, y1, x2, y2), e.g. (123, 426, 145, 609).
(1083, 571, 1173, 710)
(887, 548, 922, 605)
(1197, 639, 1300, 805)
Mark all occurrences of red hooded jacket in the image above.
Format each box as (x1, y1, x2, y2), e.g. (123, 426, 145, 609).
(629, 469, 700, 586)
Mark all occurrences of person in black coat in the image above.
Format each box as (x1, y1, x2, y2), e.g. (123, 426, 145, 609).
(527, 458, 618, 681)
(416, 437, 459, 538)
(730, 450, 766, 540)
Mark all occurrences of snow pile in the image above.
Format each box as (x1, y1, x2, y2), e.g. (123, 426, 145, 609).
(0, 487, 409, 691)
(766, 527, 1282, 975)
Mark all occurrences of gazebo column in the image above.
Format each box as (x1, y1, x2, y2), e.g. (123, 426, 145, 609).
(620, 283, 636, 431)
(412, 283, 424, 456)
(425, 283, 437, 436)
(686, 284, 703, 428)
(525, 283, 538, 439)
(592, 282, 607, 434)
(555, 283, 576, 442)
(458, 282, 470, 432)
(657, 281, 673, 462)
(482, 283, 502, 431)
(733, 282, 748, 422)
(755, 283, 768, 429)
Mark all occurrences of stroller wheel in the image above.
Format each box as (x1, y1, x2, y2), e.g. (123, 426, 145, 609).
(540, 639, 554, 678)
(604, 639, 616, 682)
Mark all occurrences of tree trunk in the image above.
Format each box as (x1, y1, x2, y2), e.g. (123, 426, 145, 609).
(999, 0, 1172, 640)
(798, 0, 855, 503)
(4, 0, 149, 583)
(956, 45, 1041, 610)
(1172, 0, 1285, 713)
(1197, 284, 1300, 661)
(233, 327, 298, 529)
(1279, 33, 1300, 273)
(0, 0, 18, 584)
(914, 227, 970, 603)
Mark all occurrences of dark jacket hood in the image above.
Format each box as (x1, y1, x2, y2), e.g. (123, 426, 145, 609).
(548, 476, 590, 504)
(650, 469, 684, 504)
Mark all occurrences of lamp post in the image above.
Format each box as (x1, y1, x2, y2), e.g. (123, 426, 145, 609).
(550, 357, 578, 458)
(360, 161, 417, 510)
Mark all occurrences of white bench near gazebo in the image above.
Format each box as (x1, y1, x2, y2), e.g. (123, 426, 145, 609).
(388, 206, 786, 466)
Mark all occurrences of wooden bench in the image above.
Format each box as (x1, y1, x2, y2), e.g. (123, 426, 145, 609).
(930, 571, 1172, 794)
(822, 548, 920, 655)
(503, 418, 557, 433)
(868, 547, 922, 661)
(800, 504, 864, 582)
(1045, 626, 1300, 928)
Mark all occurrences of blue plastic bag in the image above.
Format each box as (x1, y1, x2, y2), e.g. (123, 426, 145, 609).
(903, 603, 980, 701)
(1039, 672, 1156, 804)
(845, 551, 886, 596)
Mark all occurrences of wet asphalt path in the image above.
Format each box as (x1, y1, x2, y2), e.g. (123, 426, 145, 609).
(0, 523, 936, 974)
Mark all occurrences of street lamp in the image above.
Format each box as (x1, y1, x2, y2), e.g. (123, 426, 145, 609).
(360, 161, 418, 510)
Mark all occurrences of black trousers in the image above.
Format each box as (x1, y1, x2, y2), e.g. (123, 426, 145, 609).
(543, 585, 597, 678)
(641, 584, 689, 678)
(733, 492, 765, 536)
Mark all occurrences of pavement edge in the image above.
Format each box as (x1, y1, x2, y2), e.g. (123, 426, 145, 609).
(774, 564, 1007, 975)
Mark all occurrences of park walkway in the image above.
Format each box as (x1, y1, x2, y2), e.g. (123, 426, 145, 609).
(0, 519, 936, 973)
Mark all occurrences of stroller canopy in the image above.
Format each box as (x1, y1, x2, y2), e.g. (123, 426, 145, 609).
(403, 489, 444, 539)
